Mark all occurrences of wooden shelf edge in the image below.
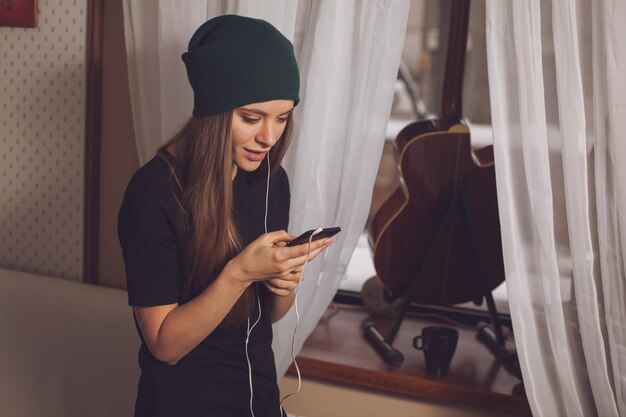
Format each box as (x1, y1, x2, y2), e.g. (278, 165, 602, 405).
(288, 356, 532, 416)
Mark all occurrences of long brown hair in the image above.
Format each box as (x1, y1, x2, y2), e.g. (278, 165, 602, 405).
(157, 111, 293, 327)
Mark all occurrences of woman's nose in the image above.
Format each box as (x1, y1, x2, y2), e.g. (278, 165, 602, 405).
(256, 122, 276, 147)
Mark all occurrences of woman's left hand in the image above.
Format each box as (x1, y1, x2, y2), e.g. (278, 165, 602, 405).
(263, 236, 332, 297)
(262, 267, 303, 296)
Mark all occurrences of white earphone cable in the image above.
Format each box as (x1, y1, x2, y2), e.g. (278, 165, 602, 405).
(247, 151, 271, 417)
(249, 152, 316, 415)
(246, 285, 262, 417)
(264, 151, 270, 234)
(280, 229, 319, 407)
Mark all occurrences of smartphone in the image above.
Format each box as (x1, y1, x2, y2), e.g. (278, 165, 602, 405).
(286, 227, 341, 247)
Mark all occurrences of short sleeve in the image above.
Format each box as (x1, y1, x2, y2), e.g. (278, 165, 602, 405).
(118, 171, 182, 307)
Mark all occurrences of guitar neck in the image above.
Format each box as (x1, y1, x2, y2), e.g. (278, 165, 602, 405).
(440, 0, 471, 128)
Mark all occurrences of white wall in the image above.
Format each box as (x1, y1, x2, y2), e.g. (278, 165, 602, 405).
(0, 0, 87, 280)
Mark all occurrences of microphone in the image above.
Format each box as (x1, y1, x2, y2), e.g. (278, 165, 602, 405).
(477, 321, 522, 379)
(362, 321, 404, 365)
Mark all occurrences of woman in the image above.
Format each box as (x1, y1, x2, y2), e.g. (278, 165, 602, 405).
(118, 15, 331, 417)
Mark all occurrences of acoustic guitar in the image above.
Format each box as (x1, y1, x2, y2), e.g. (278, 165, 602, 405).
(367, 0, 504, 307)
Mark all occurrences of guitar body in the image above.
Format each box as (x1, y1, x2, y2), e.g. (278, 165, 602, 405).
(368, 119, 439, 244)
(367, 0, 504, 307)
(368, 123, 505, 305)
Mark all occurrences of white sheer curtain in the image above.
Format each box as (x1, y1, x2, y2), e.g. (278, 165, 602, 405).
(123, 0, 410, 377)
(486, 1, 626, 416)
(274, 0, 409, 376)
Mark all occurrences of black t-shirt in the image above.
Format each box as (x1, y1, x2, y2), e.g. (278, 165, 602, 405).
(118, 152, 290, 417)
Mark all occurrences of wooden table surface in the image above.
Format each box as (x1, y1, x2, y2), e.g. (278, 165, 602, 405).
(290, 305, 531, 416)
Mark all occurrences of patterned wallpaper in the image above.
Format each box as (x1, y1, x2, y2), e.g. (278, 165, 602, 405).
(0, 0, 87, 280)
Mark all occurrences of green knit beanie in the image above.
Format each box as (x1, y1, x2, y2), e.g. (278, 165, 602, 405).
(182, 14, 300, 117)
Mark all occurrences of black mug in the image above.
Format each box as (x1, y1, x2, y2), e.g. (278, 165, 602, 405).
(412, 326, 459, 377)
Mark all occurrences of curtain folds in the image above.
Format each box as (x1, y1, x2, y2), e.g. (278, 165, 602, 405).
(486, 0, 626, 416)
(274, 0, 410, 376)
(122, 0, 410, 377)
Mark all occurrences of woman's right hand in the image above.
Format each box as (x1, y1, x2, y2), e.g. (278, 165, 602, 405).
(225, 230, 331, 287)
